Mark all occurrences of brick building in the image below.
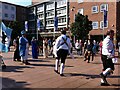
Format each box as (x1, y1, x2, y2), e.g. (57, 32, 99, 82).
(70, 1, 120, 46)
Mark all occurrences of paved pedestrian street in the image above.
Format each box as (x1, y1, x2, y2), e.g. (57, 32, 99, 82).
(0, 50, 120, 89)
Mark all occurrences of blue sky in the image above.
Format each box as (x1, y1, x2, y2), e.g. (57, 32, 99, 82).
(0, 0, 32, 6)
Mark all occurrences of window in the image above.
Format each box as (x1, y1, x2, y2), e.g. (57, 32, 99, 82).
(78, 8, 83, 15)
(100, 4, 108, 12)
(78, 0, 83, 3)
(11, 7, 15, 11)
(100, 21, 108, 29)
(4, 5, 8, 9)
(92, 6, 98, 13)
(4, 13, 8, 18)
(37, 6, 43, 11)
(92, 22, 98, 29)
(57, 0, 66, 7)
(46, 3, 54, 10)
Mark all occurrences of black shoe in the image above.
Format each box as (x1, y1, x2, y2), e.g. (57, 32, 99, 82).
(22, 61, 30, 65)
(2, 65, 6, 69)
(60, 74, 64, 76)
(101, 83, 110, 86)
(25, 61, 30, 65)
(100, 73, 107, 83)
(54, 70, 59, 74)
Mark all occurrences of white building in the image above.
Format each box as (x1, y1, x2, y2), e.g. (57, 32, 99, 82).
(28, 0, 69, 37)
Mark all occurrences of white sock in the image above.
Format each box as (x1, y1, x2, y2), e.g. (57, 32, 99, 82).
(103, 68, 112, 76)
(101, 78, 105, 83)
(60, 63, 64, 74)
(21, 56, 24, 62)
(55, 59, 59, 71)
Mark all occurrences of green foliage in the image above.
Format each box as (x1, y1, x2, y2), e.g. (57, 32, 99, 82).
(70, 13, 92, 40)
(8, 21, 24, 40)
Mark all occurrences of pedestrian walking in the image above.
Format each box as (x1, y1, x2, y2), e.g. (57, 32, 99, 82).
(31, 37, 38, 59)
(43, 38, 48, 58)
(19, 30, 30, 65)
(84, 39, 93, 63)
(100, 29, 116, 86)
(53, 29, 72, 76)
(118, 41, 120, 57)
(13, 36, 20, 61)
(75, 40, 80, 55)
(79, 39, 83, 55)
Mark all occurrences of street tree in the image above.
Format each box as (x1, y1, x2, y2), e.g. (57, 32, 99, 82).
(70, 13, 92, 40)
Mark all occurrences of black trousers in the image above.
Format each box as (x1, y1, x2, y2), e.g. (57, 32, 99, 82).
(56, 49, 68, 64)
(14, 48, 20, 60)
(101, 55, 114, 71)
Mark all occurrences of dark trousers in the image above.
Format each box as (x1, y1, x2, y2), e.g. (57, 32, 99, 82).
(56, 49, 68, 64)
(14, 48, 20, 60)
(101, 55, 114, 71)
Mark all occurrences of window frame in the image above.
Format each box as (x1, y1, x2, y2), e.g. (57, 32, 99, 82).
(100, 4, 108, 12)
(92, 21, 99, 29)
(92, 6, 99, 14)
(78, 0, 84, 3)
(78, 8, 84, 15)
(100, 21, 108, 29)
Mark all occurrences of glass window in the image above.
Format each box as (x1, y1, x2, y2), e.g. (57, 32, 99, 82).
(92, 6, 98, 13)
(4, 13, 8, 17)
(100, 4, 108, 12)
(11, 7, 15, 11)
(4, 5, 8, 9)
(78, 0, 83, 3)
(100, 21, 108, 29)
(78, 8, 83, 15)
(92, 22, 98, 29)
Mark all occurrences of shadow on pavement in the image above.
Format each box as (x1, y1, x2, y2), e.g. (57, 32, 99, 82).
(30, 63, 74, 68)
(1, 77, 30, 88)
(66, 73, 120, 79)
(1, 66, 34, 72)
(28, 59, 50, 62)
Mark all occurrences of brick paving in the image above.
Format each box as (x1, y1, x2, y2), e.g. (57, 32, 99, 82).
(0, 48, 120, 89)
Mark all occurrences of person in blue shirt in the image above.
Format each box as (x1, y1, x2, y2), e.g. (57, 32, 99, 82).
(19, 30, 30, 65)
(31, 37, 38, 59)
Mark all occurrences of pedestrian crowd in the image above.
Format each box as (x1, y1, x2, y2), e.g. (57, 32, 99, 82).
(1, 28, 119, 86)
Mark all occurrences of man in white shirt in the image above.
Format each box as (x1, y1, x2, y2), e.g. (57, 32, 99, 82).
(53, 29, 72, 76)
(100, 29, 115, 86)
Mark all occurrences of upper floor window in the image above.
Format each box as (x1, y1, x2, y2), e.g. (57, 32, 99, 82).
(11, 6, 15, 11)
(46, 3, 54, 10)
(37, 6, 43, 11)
(92, 21, 98, 29)
(78, 0, 83, 3)
(57, 0, 66, 7)
(100, 4, 108, 12)
(92, 6, 98, 13)
(78, 8, 83, 15)
(4, 5, 8, 9)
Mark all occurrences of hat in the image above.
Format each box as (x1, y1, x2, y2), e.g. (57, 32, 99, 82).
(21, 30, 26, 35)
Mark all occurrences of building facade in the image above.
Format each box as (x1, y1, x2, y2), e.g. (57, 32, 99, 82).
(70, 1, 120, 46)
(0, 1, 27, 29)
(28, 0, 69, 37)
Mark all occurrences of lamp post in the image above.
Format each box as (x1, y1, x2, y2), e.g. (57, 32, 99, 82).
(71, 6, 76, 44)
